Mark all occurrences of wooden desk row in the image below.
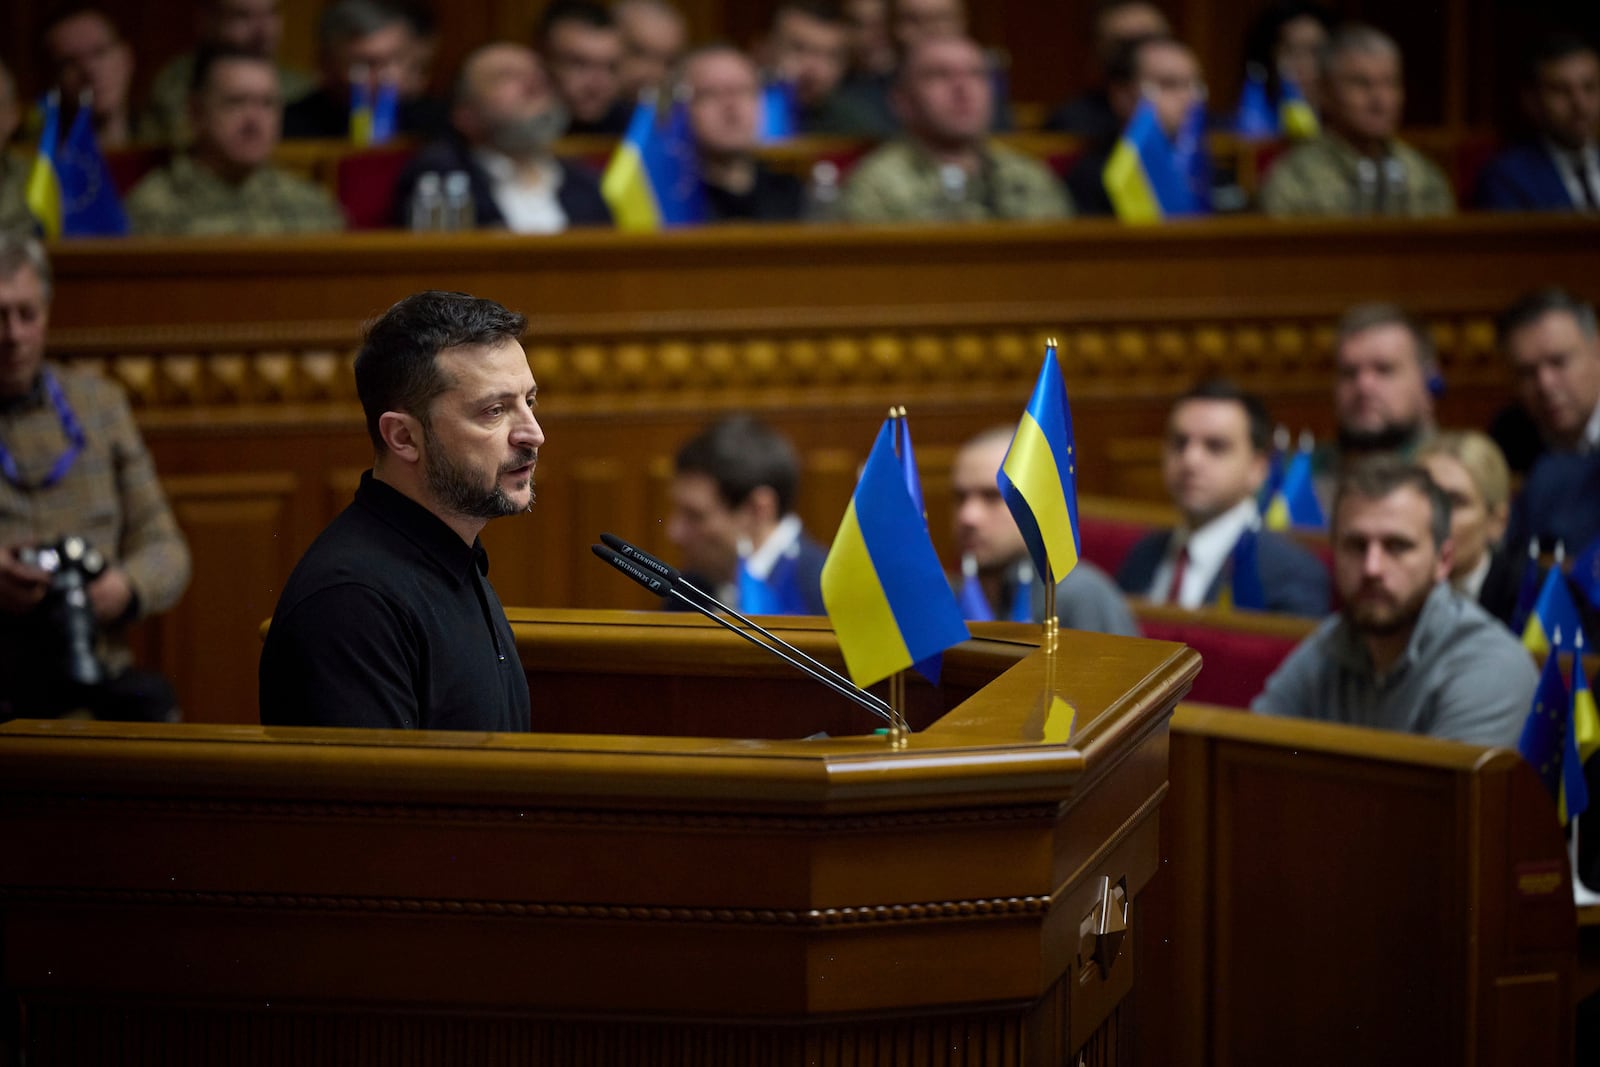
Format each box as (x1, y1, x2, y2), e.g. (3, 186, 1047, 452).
(38, 217, 1596, 720)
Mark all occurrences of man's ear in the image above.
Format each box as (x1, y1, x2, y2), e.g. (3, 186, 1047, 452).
(1434, 536, 1455, 583)
(378, 410, 424, 464)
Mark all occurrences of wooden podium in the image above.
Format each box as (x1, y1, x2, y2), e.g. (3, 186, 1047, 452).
(0, 611, 1198, 1067)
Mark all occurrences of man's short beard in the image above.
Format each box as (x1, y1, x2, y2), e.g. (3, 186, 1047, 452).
(424, 434, 537, 521)
(1337, 420, 1425, 456)
(487, 104, 569, 160)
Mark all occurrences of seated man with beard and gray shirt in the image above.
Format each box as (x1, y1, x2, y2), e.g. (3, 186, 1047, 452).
(392, 43, 612, 232)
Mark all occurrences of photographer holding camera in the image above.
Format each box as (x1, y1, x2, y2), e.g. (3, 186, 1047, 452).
(0, 235, 191, 723)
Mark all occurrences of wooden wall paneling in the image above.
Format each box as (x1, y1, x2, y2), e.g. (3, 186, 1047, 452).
(556, 454, 631, 609)
(157, 472, 300, 724)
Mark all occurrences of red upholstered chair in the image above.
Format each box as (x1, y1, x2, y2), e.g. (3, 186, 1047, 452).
(336, 144, 417, 229)
(1077, 495, 1176, 576)
(1135, 602, 1319, 708)
(103, 145, 169, 195)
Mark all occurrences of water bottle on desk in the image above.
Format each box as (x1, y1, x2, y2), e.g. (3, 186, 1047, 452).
(408, 172, 443, 231)
(937, 163, 970, 220)
(805, 160, 841, 222)
(442, 171, 474, 231)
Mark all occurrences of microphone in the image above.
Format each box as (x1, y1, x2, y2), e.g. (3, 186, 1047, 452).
(598, 533, 898, 722)
(589, 542, 897, 728)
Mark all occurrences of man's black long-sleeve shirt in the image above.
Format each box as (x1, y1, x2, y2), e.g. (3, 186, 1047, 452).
(259, 472, 531, 731)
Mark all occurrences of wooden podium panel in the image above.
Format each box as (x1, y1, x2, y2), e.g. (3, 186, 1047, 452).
(1136, 705, 1576, 1067)
(0, 614, 1198, 1067)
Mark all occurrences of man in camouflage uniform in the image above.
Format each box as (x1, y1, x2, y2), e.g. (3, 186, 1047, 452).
(0, 61, 32, 236)
(841, 34, 1071, 223)
(127, 47, 344, 236)
(143, 0, 316, 145)
(1261, 24, 1454, 218)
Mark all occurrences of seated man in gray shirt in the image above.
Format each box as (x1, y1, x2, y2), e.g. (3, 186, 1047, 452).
(1252, 457, 1537, 747)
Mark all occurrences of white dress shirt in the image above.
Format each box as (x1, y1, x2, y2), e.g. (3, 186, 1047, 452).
(473, 148, 568, 234)
(1547, 140, 1600, 212)
(1147, 498, 1259, 609)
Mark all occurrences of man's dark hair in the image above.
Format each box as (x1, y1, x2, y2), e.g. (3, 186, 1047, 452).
(1336, 302, 1440, 377)
(355, 291, 527, 452)
(1243, 2, 1338, 73)
(317, 0, 412, 54)
(1496, 286, 1599, 346)
(1173, 378, 1274, 454)
(40, 3, 122, 53)
(538, 0, 615, 49)
(1521, 30, 1598, 86)
(674, 415, 800, 515)
(1332, 456, 1452, 550)
(773, 0, 848, 29)
(189, 43, 274, 96)
(1105, 33, 1177, 87)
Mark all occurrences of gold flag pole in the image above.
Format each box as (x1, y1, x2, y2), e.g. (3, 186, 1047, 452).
(886, 405, 909, 747)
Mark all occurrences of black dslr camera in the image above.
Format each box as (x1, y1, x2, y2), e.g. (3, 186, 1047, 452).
(16, 535, 109, 688)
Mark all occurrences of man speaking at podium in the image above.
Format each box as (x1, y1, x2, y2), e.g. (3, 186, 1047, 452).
(259, 291, 539, 731)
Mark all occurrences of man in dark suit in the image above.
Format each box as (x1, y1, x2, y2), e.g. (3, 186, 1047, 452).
(1474, 32, 1599, 212)
(1489, 287, 1600, 474)
(282, 0, 448, 141)
(392, 43, 610, 231)
(1116, 380, 1330, 616)
(664, 415, 827, 615)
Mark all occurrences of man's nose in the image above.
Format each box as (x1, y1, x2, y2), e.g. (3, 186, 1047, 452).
(513, 410, 545, 449)
(1363, 542, 1386, 575)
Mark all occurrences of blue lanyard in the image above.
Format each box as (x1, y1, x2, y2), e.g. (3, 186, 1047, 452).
(0, 371, 86, 490)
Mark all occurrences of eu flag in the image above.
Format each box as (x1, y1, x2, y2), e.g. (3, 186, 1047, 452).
(998, 342, 1080, 586)
(1222, 523, 1267, 611)
(1103, 97, 1201, 224)
(57, 101, 128, 237)
(822, 420, 969, 688)
(1234, 64, 1277, 138)
(602, 95, 706, 231)
(759, 79, 797, 143)
(1520, 647, 1572, 811)
(1566, 637, 1599, 822)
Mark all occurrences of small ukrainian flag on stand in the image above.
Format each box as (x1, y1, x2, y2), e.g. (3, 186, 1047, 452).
(1278, 74, 1320, 140)
(25, 91, 63, 239)
(1103, 98, 1203, 224)
(602, 92, 706, 231)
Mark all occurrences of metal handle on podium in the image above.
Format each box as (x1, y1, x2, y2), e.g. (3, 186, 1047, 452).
(1078, 875, 1129, 981)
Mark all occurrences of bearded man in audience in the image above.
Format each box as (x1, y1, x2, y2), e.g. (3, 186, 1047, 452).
(126, 48, 345, 235)
(1475, 33, 1600, 212)
(539, 0, 630, 136)
(1253, 458, 1535, 747)
(763, 0, 893, 137)
(392, 43, 611, 232)
(1261, 23, 1454, 217)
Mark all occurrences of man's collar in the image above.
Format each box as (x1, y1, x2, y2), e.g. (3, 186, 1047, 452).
(740, 513, 803, 580)
(355, 471, 487, 581)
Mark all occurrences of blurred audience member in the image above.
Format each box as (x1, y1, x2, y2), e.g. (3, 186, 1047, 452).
(841, 35, 1070, 222)
(41, 5, 140, 149)
(282, 0, 448, 140)
(1416, 432, 1519, 624)
(666, 415, 827, 615)
(1474, 33, 1600, 212)
(127, 48, 344, 234)
(1047, 0, 1171, 139)
(763, 1, 892, 136)
(1243, 1, 1337, 119)
(1117, 380, 1330, 616)
(842, 0, 895, 84)
(145, 0, 316, 145)
(682, 46, 803, 222)
(614, 0, 688, 101)
(394, 43, 610, 232)
(540, 0, 630, 136)
(1261, 24, 1454, 216)
(952, 426, 1138, 635)
(1489, 287, 1600, 473)
(0, 61, 29, 235)
(1065, 34, 1205, 217)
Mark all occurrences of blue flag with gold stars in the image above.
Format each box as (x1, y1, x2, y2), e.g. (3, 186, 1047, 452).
(1519, 646, 1572, 815)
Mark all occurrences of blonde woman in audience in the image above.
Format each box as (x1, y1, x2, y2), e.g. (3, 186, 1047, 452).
(1416, 431, 1520, 625)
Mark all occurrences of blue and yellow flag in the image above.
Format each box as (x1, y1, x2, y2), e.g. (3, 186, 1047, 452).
(1103, 97, 1200, 224)
(1278, 75, 1320, 140)
(1567, 639, 1599, 822)
(1217, 523, 1266, 612)
(602, 95, 706, 232)
(1523, 563, 1583, 657)
(349, 74, 398, 146)
(1520, 646, 1573, 816)
(1571, 534, 1600, 611)
(1264, 433, 1324, 531)
(1511, 541, 1542, 636)
(57, 100, 127, 237)
(821, 420, 969, 688)
(998, 342, 1080, 585)
(25, 91, 63, 239)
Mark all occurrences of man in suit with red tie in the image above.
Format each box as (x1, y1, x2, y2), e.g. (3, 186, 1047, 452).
(1116, 379, 1330, 616)
(1475, 32, 1600, 212)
